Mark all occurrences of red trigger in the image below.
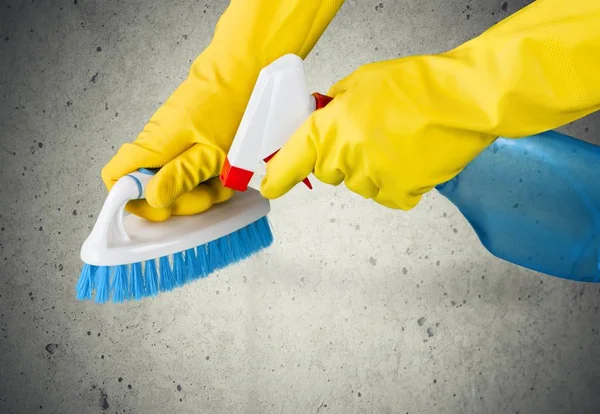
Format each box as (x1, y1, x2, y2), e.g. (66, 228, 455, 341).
(302, 177, 313, 189)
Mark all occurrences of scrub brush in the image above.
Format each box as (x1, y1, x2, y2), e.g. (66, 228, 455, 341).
(75, 168, 273, 303)
(76, 55, 311, 304)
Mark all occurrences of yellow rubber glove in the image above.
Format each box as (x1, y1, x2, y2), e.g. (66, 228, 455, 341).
(260, 0, 600, 210)
(101, 0, 345, 221)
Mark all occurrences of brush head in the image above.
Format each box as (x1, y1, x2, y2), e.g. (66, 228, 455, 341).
(80, 170, 270, 267)
(75, 216, 274, 303)
(76, 169, 273, 303)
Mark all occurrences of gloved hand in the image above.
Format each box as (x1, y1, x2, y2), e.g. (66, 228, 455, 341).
(101, 0, 345, 221)
(260, 0, 600, 209)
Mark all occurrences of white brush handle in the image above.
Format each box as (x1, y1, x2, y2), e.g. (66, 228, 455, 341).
(82, 169, 156, 254)
(121, 169, 156, 200)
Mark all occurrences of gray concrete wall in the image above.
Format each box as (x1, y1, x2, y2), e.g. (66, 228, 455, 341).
(1, 0, 599, 413)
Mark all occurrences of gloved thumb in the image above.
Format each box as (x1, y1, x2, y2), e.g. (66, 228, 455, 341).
(260, 113, 321, 199)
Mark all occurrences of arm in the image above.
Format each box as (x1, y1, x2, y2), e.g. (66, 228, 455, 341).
(395, 0, 600, 137)
(260, 0, 600, 209)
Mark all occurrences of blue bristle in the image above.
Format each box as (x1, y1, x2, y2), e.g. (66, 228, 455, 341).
(228, 231, 244, 262)
(185, 248, 199, 281)
(111, 265, 129, 303)
(241, 225, 258, 259)
(131, 262, 144, 300)
(94, 266, 111, 304)
(159, 256, 175, 292)
(236, 222, 256, 257)
(75, 216, 274, 303)
(75, 263, 97, 300)
(145, 259, 159, 297)
(234, 225, 252, 259)
(196, 246, 206, 278)
(173, 252, 186, 287)
(216, 238, 229, 269)
(196, 244, 210, 278)
(206, 240, 222, 273)
(220, 237, 233, 263)
(254, 217, 274, 248)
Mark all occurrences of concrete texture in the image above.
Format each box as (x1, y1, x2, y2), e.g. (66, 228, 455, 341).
(1, 0, 600, 413)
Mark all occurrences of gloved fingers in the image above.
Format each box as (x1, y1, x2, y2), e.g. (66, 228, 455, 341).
(313, 141, 349, 186)
(372, 188, 422, 211)
(122, 178, 233, 221)
(101, 137, 193, 191)
(124, 200, 172, 222)
(343, 174, 379, 200)
(145, 142, 226, 208)
(314, 167, 345, 186)
(204, 176, 235, 204)
(170, 177, 234, 216)
(260, 116, 319, 199)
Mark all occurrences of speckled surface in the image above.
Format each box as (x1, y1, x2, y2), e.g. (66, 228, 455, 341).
(2, 1, 600, 413)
